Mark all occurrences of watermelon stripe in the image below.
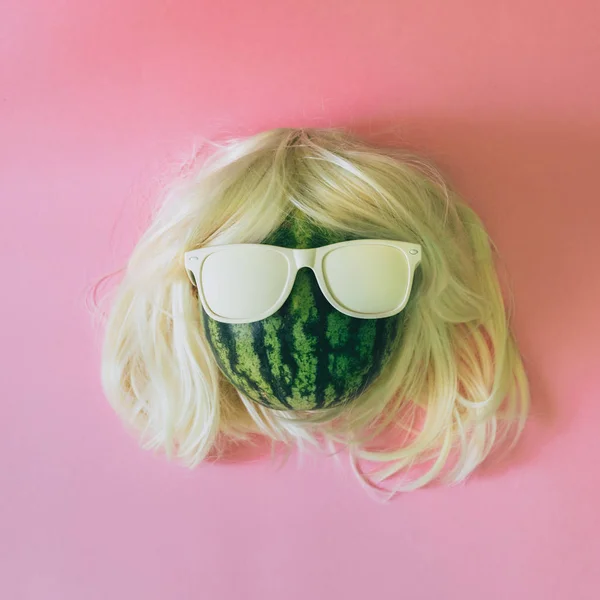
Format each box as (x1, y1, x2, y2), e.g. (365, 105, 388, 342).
(313, 279, 330, 409)
(336, 315, 367, 400)
(287, 272, 319, 409)
(264, 315, 296, 402)
(324, 311, 350, 404)
(251, 319, 294, 410)
(204, 317, 257, 400)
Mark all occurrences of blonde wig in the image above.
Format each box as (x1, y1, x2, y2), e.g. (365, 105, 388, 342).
(97, 127, 529, 495)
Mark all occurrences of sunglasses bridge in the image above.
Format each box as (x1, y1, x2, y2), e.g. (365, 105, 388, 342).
(291, 248, 318, 270)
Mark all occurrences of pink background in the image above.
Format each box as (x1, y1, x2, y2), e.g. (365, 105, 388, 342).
(2, 1, 600, 598)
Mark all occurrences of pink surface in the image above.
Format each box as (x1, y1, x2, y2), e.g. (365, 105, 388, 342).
(2, 1, 600, 598)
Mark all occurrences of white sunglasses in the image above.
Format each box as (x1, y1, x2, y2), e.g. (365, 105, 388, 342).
(184, 239, 422, 324)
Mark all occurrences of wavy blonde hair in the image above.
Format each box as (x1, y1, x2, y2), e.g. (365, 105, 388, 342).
(95, 127, 529, 495)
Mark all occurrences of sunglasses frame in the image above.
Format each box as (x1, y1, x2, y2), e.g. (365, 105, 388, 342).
(184, 239, 422, 324)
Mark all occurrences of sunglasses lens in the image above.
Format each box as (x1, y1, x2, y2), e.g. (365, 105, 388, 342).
(201, 247, 289, 320)
(322, 244, 410, 315)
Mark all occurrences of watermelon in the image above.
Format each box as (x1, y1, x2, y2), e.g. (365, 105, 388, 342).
(202, 216, 403, 410)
